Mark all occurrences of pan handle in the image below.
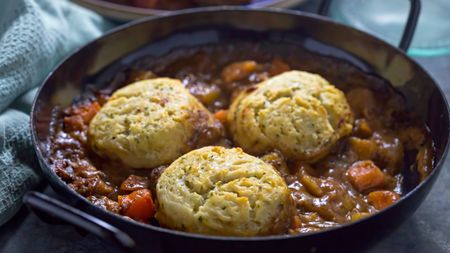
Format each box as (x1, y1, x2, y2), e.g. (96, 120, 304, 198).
(23, 191, 136, 253)
(318, 0, 421, 52)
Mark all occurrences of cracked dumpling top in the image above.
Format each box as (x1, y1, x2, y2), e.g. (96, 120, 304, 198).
(155, 146, 294, 236)
(228, 70, 354, 161)
(88, 78, 223, 169)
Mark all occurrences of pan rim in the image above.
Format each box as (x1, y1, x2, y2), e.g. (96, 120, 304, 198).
(30, 6, 450, 242)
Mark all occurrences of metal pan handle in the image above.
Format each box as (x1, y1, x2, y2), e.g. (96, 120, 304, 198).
(23, 191, 136, 253)
(318, 0, 421, 52)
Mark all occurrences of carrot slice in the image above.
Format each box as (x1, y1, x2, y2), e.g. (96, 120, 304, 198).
(118, 189, 155, 222)
(346, 160, 385, 192)
(368, 190, 400, 210)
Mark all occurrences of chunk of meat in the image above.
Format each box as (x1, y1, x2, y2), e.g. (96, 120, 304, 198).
(346, 160, 385, 192)
(149, 165, 166, 195)
(221, 60, 260, 83)
(63, 102, 100, 132)
(188, 110, 224, 148)
(260, 150, 290, 179)
(69, 176, 114, 196)
(269, 58, 290, 76)
(399, 126, 426, 150)
(118, 189, 155, 222)
(87, 195, 121, 214)
(63, 115, 84, 132)
(353, 118, 372, 138)
(372, 132, 404, 175)
(367, 190, 400, 210)
(53, 160, 74, 182)
(72, 160, 103, 178)
(346, 88, 377, 120)
(120, 175, 150, 192)
(184, 79, 221, 106)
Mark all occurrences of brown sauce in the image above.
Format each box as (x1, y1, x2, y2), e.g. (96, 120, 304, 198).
(49, 42, 434, 234)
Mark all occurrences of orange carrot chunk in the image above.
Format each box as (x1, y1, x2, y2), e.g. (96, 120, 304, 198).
(79, 102, 101, 124)
(346, 160, 385, 192)
(63, 115, 85, 131)
(118, 189, 155, 222)
(368, 190, 400, 210)
(221, 60, 260, 83)
(348, 137, 377, 160)
(214, 109, 228, 124)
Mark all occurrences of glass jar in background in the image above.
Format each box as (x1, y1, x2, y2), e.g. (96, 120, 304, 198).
(329, 0, 450, 57)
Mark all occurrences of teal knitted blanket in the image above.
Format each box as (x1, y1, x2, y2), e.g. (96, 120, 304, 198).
(0, 0, 113, 226)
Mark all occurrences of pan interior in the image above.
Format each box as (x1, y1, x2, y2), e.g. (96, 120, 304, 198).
(31, 9, 450, 240)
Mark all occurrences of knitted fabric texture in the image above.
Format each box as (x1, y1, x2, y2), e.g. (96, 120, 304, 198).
(0, 0, 113, 226)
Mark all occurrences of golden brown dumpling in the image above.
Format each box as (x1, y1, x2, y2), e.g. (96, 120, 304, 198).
(155, 146, 294, 236)
(228, 70, 353, 161)
(88, 78, 222, 169)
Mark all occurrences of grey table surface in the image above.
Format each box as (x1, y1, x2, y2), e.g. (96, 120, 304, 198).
(1, 2, 450, 253)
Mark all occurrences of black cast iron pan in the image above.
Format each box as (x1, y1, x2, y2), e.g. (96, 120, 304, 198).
(24, 0, 450, 252)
